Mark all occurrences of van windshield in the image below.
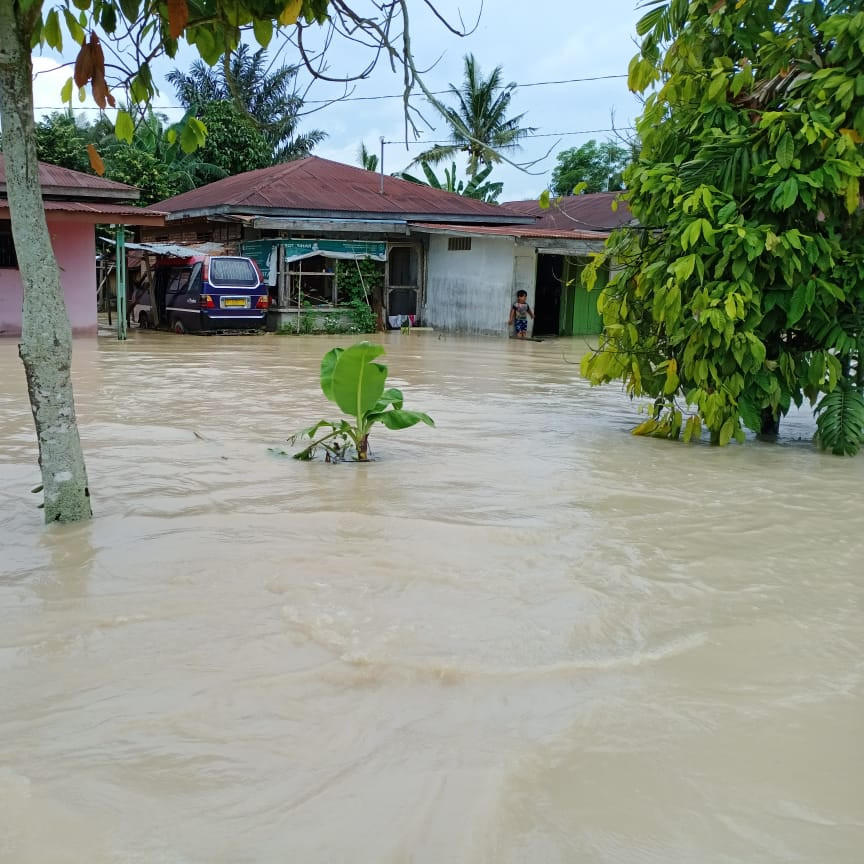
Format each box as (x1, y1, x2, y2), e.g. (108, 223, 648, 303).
(209, 257, 259, 287)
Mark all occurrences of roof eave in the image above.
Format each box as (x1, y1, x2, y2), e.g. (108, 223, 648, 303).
(254, 217, 411, 234)
(0, 183, 139, 202)
(162, 205, 535, 226)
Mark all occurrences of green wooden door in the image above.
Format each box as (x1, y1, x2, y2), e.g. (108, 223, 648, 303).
(562, 258, 604, 335)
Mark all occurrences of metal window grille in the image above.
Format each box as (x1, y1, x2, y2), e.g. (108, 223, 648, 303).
(447, 237, 472, 251)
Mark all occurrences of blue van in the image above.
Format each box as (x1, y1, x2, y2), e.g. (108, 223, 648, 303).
(153, 254, 268, 333)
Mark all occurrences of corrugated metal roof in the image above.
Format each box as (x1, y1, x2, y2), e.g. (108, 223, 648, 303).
(410, 222, 612, 241)
(102, 239, 227, 256)
(0, 154, 139, 200)
(501, 192, 633, 232)
(149, 156, 531, 223)
(0, 199, 164, 224)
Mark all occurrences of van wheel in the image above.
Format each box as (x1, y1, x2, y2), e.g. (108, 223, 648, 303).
(172, 318, 185, 334)
(137, 311, 150, 330)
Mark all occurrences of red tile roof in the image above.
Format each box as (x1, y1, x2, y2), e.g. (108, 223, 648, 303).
(150, 156, 531, 223)
(0, 154, 139, 200)
(501, 192, 633, 233)
(0, 199, 165, 225)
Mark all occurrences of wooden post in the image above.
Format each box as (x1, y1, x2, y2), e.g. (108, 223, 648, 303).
(297, 258, 302, 333)
(277, 243, 287, 309)
(115, 226, 127, 340)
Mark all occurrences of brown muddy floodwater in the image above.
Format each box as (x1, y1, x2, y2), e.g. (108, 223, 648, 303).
(0, 331, 862, 864)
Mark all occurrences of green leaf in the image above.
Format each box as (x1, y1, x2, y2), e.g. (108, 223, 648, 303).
(738, 396, 762, 434)
(253, 16, 273, 48)
(100, 2, 117, 32)
(815, 384, 864, 456)
(673, 253, 696, 281)
(319, 346, 344, 402)
(43, 8, 62, 49)
(114, 110, 134, 143)
(708, 73, 727, 101)
(787, 282, 809, 326)
(189, 26, 219, 65)
(118, 0, 140, 23)
(776, 132, 794, 169)
(681, 415, 701, 443)
(371, 409, 435, 431)
(718, 417, 735, 446)
(373, 387, 404, 412)
(179, 116, 207, 153)
(330, 341, 388, 420)
(62, 7, 85, 44)
(60, 76, 73, 104)
(845, 177, 860, 215)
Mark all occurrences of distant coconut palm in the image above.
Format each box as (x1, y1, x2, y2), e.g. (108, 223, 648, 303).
(413, 53, 535, 175)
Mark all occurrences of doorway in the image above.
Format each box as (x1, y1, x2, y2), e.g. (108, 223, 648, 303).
(386, 244, 421, 325)
(533, 254, 564, 336)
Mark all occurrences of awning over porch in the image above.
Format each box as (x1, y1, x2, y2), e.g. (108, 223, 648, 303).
(241, 239, 387, 286)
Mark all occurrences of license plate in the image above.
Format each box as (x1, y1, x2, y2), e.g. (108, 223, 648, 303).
(222, 297, 248, 308)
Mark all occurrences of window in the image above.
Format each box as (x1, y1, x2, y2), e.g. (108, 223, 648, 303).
(0, 229, 18, 268)
(209, 256, 259, 287)
(447, 237, 472, 252)
(166, 267, 192, 295)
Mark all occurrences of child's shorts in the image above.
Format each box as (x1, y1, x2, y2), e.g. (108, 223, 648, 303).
(514, 318, 528, 334)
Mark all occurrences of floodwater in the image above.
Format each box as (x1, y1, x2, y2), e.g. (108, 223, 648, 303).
(1, 331, 862, 864)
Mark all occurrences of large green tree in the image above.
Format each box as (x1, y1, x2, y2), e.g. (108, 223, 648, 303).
(550, 139, 630, 195)
(582, 0, 864, 454)
(33, 110, 94, 172)
(0, 0, 467, 523)
(413, 53, 535, 175)
(194, 99, 272, 175)
(167, 44, 326, 163)
(25, 108, 228, 202)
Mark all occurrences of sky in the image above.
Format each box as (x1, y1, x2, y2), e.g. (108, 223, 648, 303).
(29, 0, 647, 201)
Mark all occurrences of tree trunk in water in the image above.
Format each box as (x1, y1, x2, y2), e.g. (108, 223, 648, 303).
(0, 1, 92, 522)
(759, 406, 780, 438)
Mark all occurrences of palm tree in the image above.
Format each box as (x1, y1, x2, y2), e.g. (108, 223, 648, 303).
(166, 46, 326, 164)
(396, 161, 503, 204)
(413, 54, 535, 175)
(358, 141, 379, 171)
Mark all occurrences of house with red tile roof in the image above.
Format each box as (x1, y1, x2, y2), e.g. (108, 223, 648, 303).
(495, 193, 634, 335)
(146, 156, 621, 336)
(0, 156, 164, 336)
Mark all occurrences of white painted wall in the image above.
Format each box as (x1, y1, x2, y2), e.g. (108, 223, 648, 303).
(423, 234, 536, 336)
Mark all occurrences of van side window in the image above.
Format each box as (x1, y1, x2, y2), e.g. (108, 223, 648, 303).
(190, 262, 203, 292)
(167, 267, 192, 295)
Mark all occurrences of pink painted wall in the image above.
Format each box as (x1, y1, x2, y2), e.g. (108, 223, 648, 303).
(0, 220, 97, 337)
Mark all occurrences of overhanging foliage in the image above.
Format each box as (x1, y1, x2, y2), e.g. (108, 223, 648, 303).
(583, 0, 864, 453)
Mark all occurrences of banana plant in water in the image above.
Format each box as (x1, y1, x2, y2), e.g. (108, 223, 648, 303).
(290, 341, 434, 461)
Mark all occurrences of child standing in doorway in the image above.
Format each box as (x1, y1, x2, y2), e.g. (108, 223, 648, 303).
(509, 290, 534, 339)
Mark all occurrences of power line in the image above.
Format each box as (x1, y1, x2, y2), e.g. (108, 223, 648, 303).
(304, 73, 628, 104)
(384, 127, 636, 146)
(32, 72, 629, 113)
